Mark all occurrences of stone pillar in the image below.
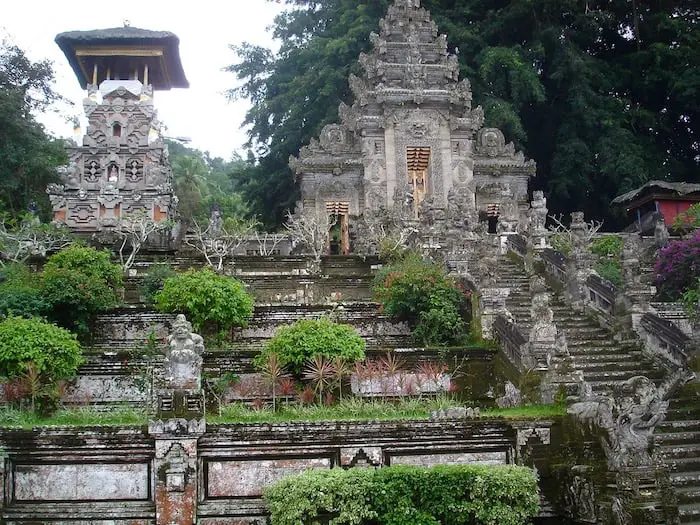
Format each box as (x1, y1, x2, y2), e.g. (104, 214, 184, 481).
(148, 314, 206, 525)
(527, 190, 548, 251)
(618, 234, 655, 335)
(479, 287, 510, 339)
(566, 211, 592, 309)
(528, 276, 557, 370)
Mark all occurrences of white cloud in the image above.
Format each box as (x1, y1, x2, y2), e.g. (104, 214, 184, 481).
(1, 0, 284, 159)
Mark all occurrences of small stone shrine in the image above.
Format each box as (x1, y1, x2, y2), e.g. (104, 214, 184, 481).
(47, 26, 188, 232)
(291, 0, 536, 253)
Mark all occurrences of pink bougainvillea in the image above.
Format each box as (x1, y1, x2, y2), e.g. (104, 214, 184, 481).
(654, 229, 700, 300)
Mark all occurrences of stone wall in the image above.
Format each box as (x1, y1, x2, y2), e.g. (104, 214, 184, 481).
(0, 419, 554, 524)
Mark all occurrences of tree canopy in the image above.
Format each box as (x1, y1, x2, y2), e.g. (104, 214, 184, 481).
(228, 0, 699, 229)
(0, 42, 68, 220)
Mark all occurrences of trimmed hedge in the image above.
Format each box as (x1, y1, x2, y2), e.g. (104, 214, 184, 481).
(264, 464, 540, 525)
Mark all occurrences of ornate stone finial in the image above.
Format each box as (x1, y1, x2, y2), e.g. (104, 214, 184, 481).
(164, 314, 204, 390)
(653, 212, 669, 248)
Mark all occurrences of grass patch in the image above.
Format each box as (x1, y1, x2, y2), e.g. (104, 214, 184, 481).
(0, 402, 566, 429)
(209, 399, 566, 424)
(0, 407, 149, 429)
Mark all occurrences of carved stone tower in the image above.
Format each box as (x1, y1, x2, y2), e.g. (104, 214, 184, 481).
(47, 27, 188, 232)
(291, 0, 536, 251)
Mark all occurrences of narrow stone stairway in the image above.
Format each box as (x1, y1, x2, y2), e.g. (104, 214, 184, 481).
(499, 257, 660, 394)
(499, 256, 700, 522)
(655, 384, 700, 524)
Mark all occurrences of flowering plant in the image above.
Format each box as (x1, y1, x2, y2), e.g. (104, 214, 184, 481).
(654, 229, 700, 300)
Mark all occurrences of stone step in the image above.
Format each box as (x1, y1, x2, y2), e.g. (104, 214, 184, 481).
(582, 369, 662, 382)
(658, 443, 700, 460)
(655, 432, 700, 446)
(671, 471, 700, 487)
(675, 486, 700, 505)
(666, 457, 700, 473)
(575, 360, 654, 373)
(574, 352, 645, 363)
(679, 503, 700, 522)
(659, 420, 700, 432)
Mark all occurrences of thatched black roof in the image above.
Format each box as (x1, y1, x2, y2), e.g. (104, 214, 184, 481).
(55, 27, 189, 90)
(612, 180, 700, 206)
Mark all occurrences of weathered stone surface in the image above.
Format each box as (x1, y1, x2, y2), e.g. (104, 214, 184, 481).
(206, 457, 332, 498)
(389, 450, 507, 466)
(14, 463, 149, 501)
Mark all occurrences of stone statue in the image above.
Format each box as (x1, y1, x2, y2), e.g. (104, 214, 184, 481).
(496, 381, 522, 408)
(164, 314, 205, 390)
(528, 191, 547, 233)
(653, 213, 669, 249)
(568, 375, 670, 469)
(208, 206, 223, 237)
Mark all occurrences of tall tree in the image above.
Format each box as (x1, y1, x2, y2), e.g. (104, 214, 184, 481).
(0, 42, 67, 220)
(228, 0, 699, 228)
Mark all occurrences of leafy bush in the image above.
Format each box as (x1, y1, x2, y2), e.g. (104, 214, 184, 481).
(0, 263, 46, 318)
(673, 203, 700, 232)
(140, 262, 175, 304)
(594, 259, 622, 286)
(264, 465, 540, 525)
(374, 254, 468, 345)
(654, 229, 700, 300)
(0, 316, 84, 412)
(155, 268, 254, 335)
(256, 317, 366, 375)
(40, 246, 123, 336)
(681, 278, 700, 319)
(590, 235, 623, 258)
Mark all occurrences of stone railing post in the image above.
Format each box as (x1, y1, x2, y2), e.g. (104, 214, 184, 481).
(148, 314, 206, 525)
(566, 212, 592, 309)
(616, 234, 656, 335)
(527, 190, 549, 251)
(528, 276, 557, 370)
(480, 287, 511, 340)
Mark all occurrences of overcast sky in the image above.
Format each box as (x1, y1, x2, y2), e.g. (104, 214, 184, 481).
(1, 0, 285, 159)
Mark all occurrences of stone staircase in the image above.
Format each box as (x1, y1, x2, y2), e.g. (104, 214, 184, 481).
(499, 258, 661, 393)
(655, 384, 700, 524)
(499, 256, 700, 523)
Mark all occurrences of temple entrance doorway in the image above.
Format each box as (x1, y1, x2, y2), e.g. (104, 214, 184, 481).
(407, 147, 430, 219)
(326, 201, 350, 255)
(486, 203, 500, 234)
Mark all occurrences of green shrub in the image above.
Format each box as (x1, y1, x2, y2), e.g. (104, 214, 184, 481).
(550, 233, 572, 255)
(0, 316, 84, 408)
(264, 465, 540, 525)
(40, 246, 123, 336)
(256, 317, 366, 375)
(590, 235, 623, 258)
(155, 268, 254, 335)
(0, 264, 46, 318)
(374, 254, 468, 345)
(594, 259, 622, 286)
(140, 262, 175, 304)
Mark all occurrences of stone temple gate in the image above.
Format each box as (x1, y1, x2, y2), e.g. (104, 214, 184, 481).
(290, 0, 536, 253)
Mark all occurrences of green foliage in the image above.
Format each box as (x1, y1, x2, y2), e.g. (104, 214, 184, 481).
(256, 318, 366, 375)
(266, 468, 377, 525)
(594, 259, 622, 287)
(374, 254, 468, 345)
(654, 229, 700, 300)
(155, 268, 254, 335)
(139, 263, 175, 305)
(550, 233, 572, 256)
(0, 316, 83, 383)
(673, 204, 700, 232)
(0, 407, 147, 428)
(264, 465, 540, 525)
(40, 246, 122, 336)
(211, 399, 566, 424)
(591, 236, 623, 258)
(0, 42, 68, 220)
(681, 279, 700, 320)
(228, 0, 699, 228)
(0, 263, 46, 318)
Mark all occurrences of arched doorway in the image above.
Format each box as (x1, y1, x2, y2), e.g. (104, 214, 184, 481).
(326, 201, 350, 255)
